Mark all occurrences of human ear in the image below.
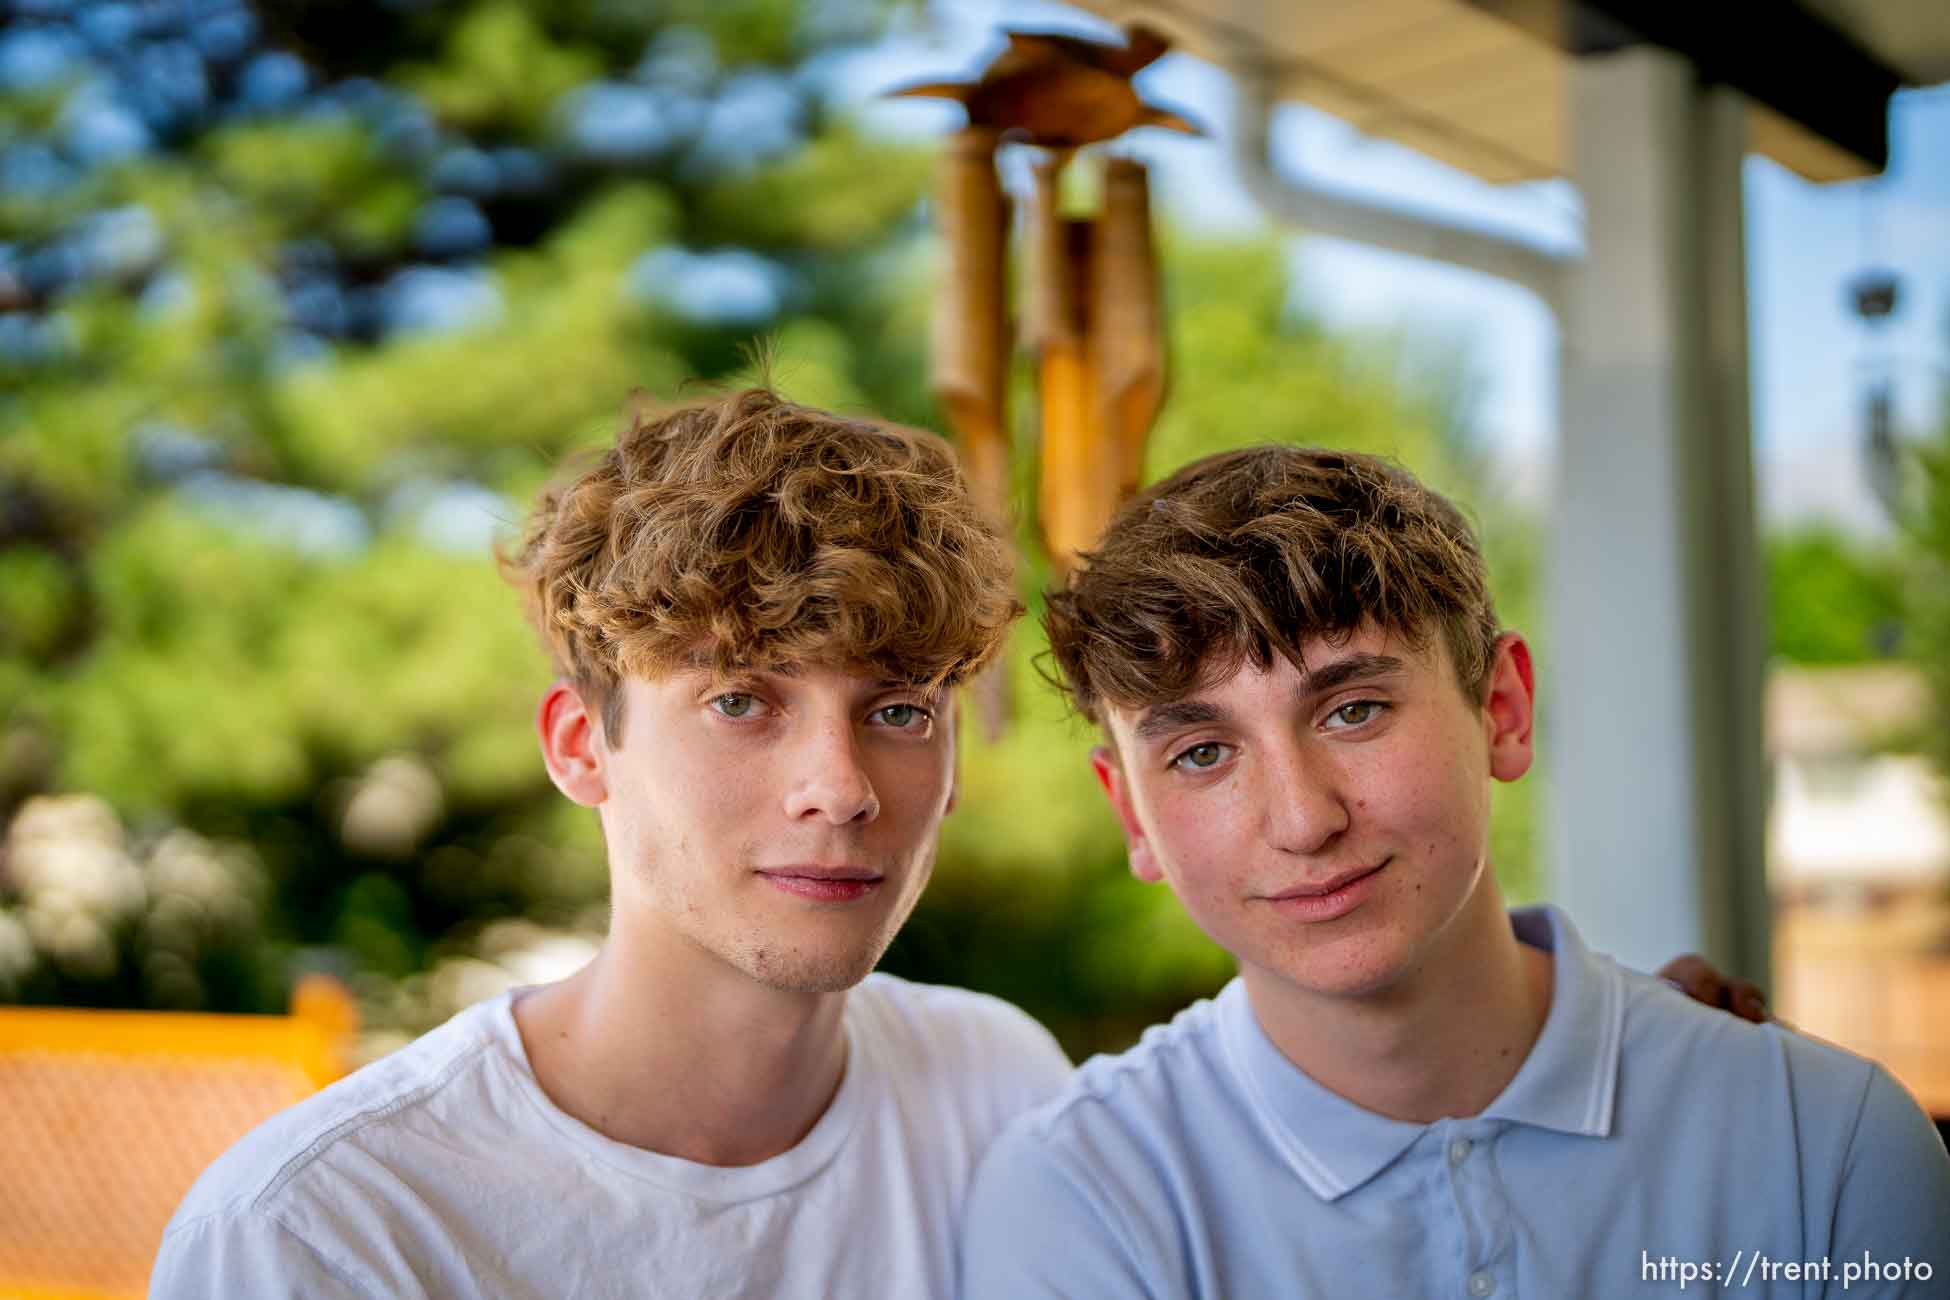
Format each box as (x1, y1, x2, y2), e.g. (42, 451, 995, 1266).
(1090, 743, 1164, 883)
(1484, 633, 1536, 783)
(538, 681, 608, 807)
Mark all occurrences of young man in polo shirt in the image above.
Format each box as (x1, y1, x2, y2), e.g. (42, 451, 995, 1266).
(961, 445, 1950, 1298)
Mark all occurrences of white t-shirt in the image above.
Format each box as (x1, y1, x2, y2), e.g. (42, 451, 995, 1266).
(151, 974, 1073, 1299)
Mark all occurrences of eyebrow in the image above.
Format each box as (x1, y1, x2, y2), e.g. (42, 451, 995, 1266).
(1133, 699, 1229, 741)
(1299, 652, 1406, 696)
(1129, 652, 1406, 742)
(675, 652, 801, 679)
(674, 655, 930, 696)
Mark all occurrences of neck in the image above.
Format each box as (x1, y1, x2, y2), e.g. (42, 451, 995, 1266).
(513, 920, 850, 1166)
(1245, 883, 1553, 1124)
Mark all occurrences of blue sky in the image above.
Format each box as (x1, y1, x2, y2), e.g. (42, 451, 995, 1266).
(845, 1, 1950, 533)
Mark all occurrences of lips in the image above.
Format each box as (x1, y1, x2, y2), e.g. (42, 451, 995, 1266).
(1261, 859, 1389, 923)
(760, 864, 880, 881)
(1267, 862, 1388, 901)
(756, 865, 884, 903)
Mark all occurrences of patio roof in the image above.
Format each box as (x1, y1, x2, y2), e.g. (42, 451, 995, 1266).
(1065, 0, 1944, 181)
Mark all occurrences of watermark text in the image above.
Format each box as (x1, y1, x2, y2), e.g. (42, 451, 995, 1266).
(1641, 1249, 1936, 1290)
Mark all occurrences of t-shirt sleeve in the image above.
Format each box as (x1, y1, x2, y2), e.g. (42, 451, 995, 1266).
(150, 1211, 377, 1300)
(916, 984, 1073, 1114)
(958, 1118, 1161, 1300)
(1821, 1065, 1950, 1299)
(989, 1001, 1075, 1106)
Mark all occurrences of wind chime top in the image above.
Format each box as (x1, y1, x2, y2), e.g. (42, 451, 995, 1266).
(889, 25, 1201, 149)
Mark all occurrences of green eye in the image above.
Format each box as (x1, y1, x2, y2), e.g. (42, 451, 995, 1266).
(1175, 742, 1225, 769)
(1327, 700, 1385, 728)
(713, 693, 755, 718)
(875, 704, 927, 728)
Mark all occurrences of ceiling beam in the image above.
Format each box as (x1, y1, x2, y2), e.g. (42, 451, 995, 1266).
(1463, 0, 1903, 171)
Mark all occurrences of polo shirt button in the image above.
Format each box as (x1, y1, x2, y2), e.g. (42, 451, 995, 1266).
(1448, 1138, 1472, 1166)
(1467, 1270, 1495, 1297)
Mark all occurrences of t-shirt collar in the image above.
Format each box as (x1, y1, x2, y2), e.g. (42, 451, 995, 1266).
(492, 987, 872, 1202)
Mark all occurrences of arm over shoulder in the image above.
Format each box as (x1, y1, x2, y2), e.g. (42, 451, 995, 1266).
(958, 1117, 1160, 1300)
(150, 1211, 378, 1300)
(1822, 1065, 1950, 1299)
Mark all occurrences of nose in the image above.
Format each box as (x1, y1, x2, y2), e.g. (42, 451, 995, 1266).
(781, 716, 881, 825)
(1261, 742, 1349, 856)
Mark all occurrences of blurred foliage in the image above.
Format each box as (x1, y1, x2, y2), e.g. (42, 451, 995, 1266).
(1766, 524, 1905, 664)
(0, 0, 1543, 1056)
(399, 2, 603, 135)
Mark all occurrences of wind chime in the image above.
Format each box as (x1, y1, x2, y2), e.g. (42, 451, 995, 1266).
(893, 25, 1197, 732)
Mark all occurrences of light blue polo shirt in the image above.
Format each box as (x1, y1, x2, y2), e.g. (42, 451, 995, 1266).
(961, 907, 1950, 1298)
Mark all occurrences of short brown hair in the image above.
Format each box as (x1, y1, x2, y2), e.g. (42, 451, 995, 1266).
(501, 388, 1020, 740)
(1043, 446, 1501, 723)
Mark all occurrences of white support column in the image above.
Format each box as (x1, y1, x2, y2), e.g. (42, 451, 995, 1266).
(1546, 48, 1770, 979)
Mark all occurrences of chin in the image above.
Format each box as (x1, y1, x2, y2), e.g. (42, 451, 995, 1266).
(1253, 930, 1423, 1002)
(1295, 959, 1415, 1001)
(737, 937, 891, 995)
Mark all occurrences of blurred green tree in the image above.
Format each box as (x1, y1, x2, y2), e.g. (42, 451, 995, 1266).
(0, 1, 1542, 1055)
(1767, 523, 1905, 664)
(0, 0, 939, 1023)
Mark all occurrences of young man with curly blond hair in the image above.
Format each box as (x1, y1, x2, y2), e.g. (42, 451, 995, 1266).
(152, 389, 1070, 1298)
(960, 446, 1950, 1298)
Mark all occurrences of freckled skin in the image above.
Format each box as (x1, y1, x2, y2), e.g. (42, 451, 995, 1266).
(1095, 626, 1532, 1010)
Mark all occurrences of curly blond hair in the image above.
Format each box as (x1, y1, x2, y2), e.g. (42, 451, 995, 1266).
(1044, 445, 1501, 724)
(501, 388, 1020, 740)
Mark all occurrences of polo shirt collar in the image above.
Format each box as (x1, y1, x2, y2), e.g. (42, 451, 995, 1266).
(1217, 904, 1624, 1203)
(1217, 979, 1424, 1201)
(1480, 905, 1624, 1139)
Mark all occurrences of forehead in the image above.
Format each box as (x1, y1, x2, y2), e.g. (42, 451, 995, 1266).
(661, 650, 928, 692)
(1107, 625, 1449, 734)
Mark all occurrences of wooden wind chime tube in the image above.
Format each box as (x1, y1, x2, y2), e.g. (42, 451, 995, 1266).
(929, 127, 1013, 524)
(1032, 154, 1164, 576)
(929, 127, 1016, 737)
(1030, 155, 1112, 575)
(1091, 157, 1163, 506)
